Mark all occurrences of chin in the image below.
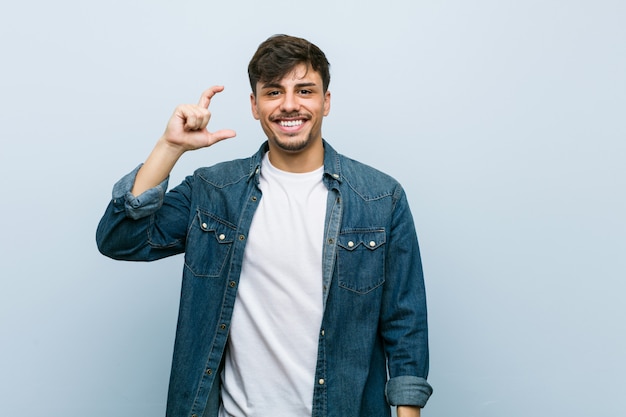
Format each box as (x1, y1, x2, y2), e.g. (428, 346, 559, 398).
(272, 134, 315, 153)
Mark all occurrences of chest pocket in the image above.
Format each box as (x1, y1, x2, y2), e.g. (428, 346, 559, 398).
(336, 229, 386, 294)
(184, 210, 236, 278)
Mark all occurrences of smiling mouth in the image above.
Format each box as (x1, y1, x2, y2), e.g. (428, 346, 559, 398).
(278, 119, 304, 128)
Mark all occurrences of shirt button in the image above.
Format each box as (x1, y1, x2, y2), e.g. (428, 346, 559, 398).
(220, 324, 227, 330)
(201, 223, 208, 229)
(239, 234, 246, 241)
(332, 174, 339, 179)
(369, 241, 376, 247)
(206, 368, 212, 375)
(327, 238, 334, 244)
(319, 378, 325, 385)
(219, 234, 226, 241)
(347, 241, 354, 248)
(229, 281, 236, 288)
(251, 196, 257, 202)
(321, 329, 325, 336)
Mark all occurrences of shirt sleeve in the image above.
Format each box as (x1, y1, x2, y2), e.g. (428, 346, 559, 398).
(96, 164, 186, 262)
(380, 184, 433, 408)
(385, 375, 433, 408)
(112, 164, 170, 220)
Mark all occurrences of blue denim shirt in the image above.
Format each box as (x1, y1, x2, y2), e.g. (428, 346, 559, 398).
(96, 140, 432, 417)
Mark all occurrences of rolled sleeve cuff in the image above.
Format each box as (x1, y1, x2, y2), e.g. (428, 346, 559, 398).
(385, 375, 433, 408)
(111, 164, 169, 220)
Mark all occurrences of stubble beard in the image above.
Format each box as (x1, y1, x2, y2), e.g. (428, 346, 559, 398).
(270, 131, 316, 153)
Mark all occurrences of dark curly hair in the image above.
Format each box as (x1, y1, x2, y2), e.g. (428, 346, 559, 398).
(248, 34, 331, 96)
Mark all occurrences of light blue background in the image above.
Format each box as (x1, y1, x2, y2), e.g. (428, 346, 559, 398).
(1, 1, 624, 416)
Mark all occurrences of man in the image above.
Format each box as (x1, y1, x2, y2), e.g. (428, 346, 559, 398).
(97, 34, 432, 417)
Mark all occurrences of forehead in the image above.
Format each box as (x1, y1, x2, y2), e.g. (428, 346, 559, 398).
(260, 63, 322, 88)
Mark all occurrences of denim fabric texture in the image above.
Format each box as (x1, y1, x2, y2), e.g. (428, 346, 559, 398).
(96, 140, 432, 417)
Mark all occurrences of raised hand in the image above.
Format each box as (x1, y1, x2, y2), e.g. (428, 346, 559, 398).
(162, 85, 237, 151)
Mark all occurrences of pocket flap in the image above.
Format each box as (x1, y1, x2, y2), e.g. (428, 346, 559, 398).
(337, 230, 386, 251)
(195, 210, 236, 244)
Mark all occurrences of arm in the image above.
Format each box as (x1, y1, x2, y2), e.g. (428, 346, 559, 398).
(96, 86, 236, 259)
(382, 186, 433, 407)
(132, 85, 236, 196)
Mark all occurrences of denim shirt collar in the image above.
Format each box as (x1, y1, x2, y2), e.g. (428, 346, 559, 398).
(247, 139, 343, 189)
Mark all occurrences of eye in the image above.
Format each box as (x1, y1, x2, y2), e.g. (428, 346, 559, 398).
(299, 89, 312, 95)
(266, 90, 281, 97)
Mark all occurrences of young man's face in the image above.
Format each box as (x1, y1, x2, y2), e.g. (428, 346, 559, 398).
(251, 63, 331, 157)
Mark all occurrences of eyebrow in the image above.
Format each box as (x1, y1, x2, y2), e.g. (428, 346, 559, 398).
(261, 81, 318, 90)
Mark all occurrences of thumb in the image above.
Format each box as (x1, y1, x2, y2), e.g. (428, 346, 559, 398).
(208, 129, 237, 145)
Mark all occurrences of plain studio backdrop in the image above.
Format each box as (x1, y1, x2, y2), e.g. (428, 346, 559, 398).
(1, 1, 624, 416)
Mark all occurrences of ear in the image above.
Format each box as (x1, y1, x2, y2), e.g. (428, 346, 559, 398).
(250, 93, 260, 120)
(323, 90, 331, 116)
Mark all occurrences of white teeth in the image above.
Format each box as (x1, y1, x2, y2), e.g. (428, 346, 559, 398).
(279, 120, 304, 127)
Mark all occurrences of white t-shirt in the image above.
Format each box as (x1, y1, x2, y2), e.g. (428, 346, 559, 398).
(219, 152, 327, 417)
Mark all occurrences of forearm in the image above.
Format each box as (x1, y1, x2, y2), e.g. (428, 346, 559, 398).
(397, 405, 421, 417)
(132, 137, 185, 196)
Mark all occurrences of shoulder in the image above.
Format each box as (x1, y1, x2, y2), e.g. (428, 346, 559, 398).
(191, 156, 257, 189)
(336, 152, 404, 200)
(190, 141, 266, 188)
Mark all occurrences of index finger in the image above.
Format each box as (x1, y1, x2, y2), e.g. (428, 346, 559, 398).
(198, 85, 226, 108)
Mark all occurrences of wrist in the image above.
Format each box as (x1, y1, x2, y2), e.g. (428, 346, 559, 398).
(397, 405, 421, 417)
(157, 136, 188, 159)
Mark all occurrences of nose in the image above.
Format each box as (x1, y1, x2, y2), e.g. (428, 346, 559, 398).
(279, 91, 299, 113)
